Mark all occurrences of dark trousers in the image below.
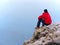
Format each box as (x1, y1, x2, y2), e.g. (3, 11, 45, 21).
(37, 19, 49, 27)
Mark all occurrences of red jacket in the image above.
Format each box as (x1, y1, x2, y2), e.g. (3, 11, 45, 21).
(38, 12, 52, 24)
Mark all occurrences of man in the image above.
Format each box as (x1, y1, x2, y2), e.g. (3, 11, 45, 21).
(36, 9, 52, 29)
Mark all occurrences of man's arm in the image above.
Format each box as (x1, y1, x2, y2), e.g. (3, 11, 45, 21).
(38, 14, 43, 20)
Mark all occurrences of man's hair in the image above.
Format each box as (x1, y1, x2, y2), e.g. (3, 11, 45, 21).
(44, 9, 48, 13)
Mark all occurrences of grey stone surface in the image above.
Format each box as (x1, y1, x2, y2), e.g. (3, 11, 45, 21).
(23, 23, 60, 45)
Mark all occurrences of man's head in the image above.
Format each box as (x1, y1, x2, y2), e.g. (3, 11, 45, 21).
(44, 9, 48, 13)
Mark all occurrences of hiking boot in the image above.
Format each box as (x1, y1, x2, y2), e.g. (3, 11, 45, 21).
(35, 27, 40, 29)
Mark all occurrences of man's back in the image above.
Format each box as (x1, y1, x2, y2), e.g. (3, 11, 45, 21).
(42, 12, 52, 24)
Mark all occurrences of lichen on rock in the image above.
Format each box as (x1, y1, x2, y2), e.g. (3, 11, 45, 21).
(23, 23, 60, 45)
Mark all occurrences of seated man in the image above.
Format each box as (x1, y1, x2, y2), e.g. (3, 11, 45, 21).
(36, 9, 52, 29)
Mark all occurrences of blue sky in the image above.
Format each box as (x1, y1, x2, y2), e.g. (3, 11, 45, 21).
(0, 0, 60, 45)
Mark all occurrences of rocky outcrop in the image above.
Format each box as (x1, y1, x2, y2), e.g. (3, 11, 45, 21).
(23, 23, 60, 45)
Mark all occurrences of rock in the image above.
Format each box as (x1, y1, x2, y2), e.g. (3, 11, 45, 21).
(23, 23, 60, 45)
(45, 42, 60, 45)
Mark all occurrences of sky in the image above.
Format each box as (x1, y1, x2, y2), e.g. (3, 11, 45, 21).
(0, 0, 60, 45)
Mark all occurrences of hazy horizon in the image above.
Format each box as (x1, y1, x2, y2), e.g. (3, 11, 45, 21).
(0, 0, 60, 45)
